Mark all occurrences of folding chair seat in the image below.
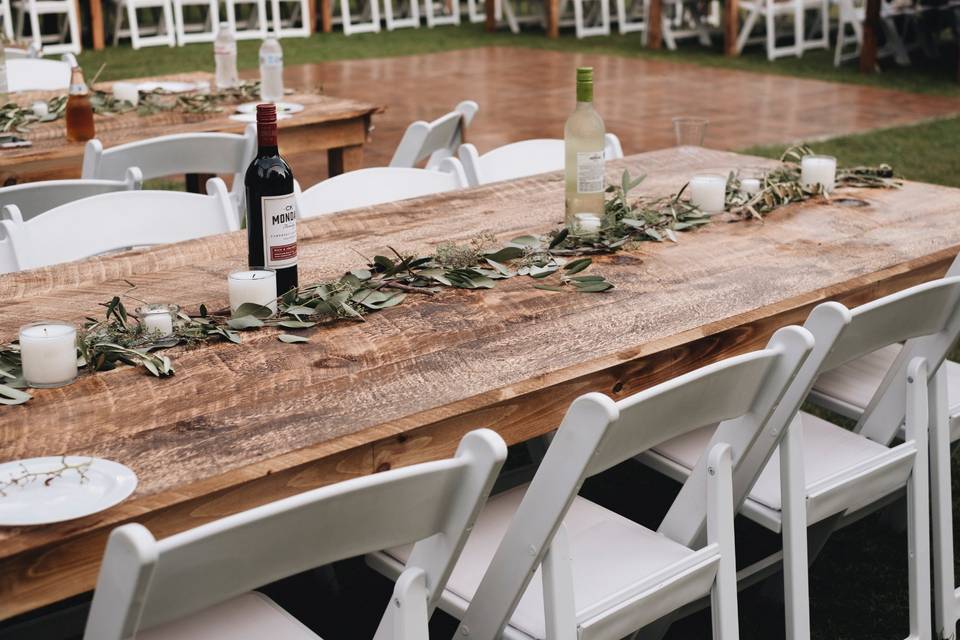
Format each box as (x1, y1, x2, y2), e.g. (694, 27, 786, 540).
(136, 593, 316, 639)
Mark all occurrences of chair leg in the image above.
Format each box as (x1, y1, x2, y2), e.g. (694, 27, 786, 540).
(793, 0, 803, 57)
(707, 444, 739, 640)
(127, 0, 141, 48)
(781, 414, 812, 640)
(905, 358, 933, 640)
(389, 568, 430, 640)
(929, 368, 959, 640)
(735, 6, 760, 53)
(764, 3, 775, 59)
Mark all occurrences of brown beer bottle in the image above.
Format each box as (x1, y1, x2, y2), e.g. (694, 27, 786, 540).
(65, 66, 95, 142)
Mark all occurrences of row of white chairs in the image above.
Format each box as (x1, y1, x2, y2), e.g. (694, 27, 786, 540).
(78, 260, 960, 639)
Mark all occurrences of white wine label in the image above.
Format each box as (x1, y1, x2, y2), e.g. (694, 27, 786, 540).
(576, 151, 604, 194)
(260, 53, 283, 65)
(261, 193, 298, 269)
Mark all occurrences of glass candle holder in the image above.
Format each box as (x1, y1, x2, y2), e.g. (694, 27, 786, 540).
(137, 304, 179, 338)
(800, 155, 837, 193)
(31, 100, 49, 118)
(672, 117, 709, 148)
(688, 174, 727, 214)
(228, 268, 278, 315)
(739, 168, 767, 196)
(19, 321, 78, 389)
(112, 82, 139, 106)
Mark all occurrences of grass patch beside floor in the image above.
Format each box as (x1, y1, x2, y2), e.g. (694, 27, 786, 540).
(742, 115, 960, 188)
(78, 22, 960, 95)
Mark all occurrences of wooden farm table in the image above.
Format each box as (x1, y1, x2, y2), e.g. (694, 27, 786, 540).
(0, 72, 382, 185)
(2, 146, 960, 620)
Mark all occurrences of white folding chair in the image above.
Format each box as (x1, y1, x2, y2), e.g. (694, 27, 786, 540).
(735, 0, 829, 60)
(339, 0, 380, 33)
(271, 0, 311, 36)
(557, 0, 610, 37)
(369, 325, 814, 640)
(457, 134, 624, 187)
(297, 160, 468, 218)
(466, 0, 493, 22)
(112, 0, 177, 48)
(0, 0, 13, 39)
(81, 127, 256, 222)
(173, 0, 219, 44)
(0, 178, 236, 273)
(423, 0, 459, 26)
(5, 55, 71, 91)
(0, 168, 141, 222)
(644, 277, 960, 640)
(383, 0, 419, 30)
(14, 0, 80, 54)
(615, 0, 646, 34)
(834, 0, 916, 66)
(389, 100, 479, 169)
(82, 429, 506, 640)
(225, 0, 268, 38)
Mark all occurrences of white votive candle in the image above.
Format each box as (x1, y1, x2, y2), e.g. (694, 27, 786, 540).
(228, 270, 278, 315)
(573, 213, 602, 237)
(742, 178, 761, 195)
(689, 174, 727, 214)
(31, 101, 49, 118)
(19, 321, 78, 388)
(112, 82, 139, 106)
(800, 155, 836, 192)
(138, 304, 178, 338)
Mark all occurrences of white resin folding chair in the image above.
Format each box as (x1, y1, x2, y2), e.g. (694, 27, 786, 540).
(615, 0, 646, 34)
(457, 134, 624, 187)
(14, 0, 80, 54)
(834, 0, 916, 66)
(82, 126, 256, 221)
(0, 0, 13, 39)
(297, 160, 468, 218)
(225, 0, 268, 38)
(466, 0, 495, 23)
(389, 100, 479, 170)
(5, 55, 72, 91)
(0, 178, 236, 273)
(369, 326, 815, 640)
(734, 0, 829, 60)
(0, 168, 141, 222)
(82, 429, 506, 640)
(339, 0, 380, 34)
(423, 0, 458, 26)
(271, 0, 311, 36)
(383, 0, 419, 30)
(112, 0, 177, 48)
(556, 0, 610, 37)
(173, 0, 220, 44)
(642, 277, 960, 640)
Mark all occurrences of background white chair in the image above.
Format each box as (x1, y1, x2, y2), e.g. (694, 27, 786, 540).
(389, 100, 479, 169)
(465, 0, 486, 21)
(82, 429, 506, 640)
(271, 0, 311, 36)
(172, 0, 219, 44)
(369, 326, 814, 640)
(423, 0, 459, 26)
(383, 0, 419, 30)
(81, 127, 257, 221)
(225, 0, 268, 38)
(0, 0, 13, 39)
(615, 0, 646, 34)
(5, 54, 72, 91)
(735, 0, 829, 60)
(0, 178, 236, 273)
(14, 0, 80, 54)
(458, 134, 624, 186)
(112, 0, 177, 48)
(297, 160, 468, 218)
(558, 0, 610, 37)
(338, 0, 380, 32)
(0, 168, 141, 222)
(834, 0, 916, 66)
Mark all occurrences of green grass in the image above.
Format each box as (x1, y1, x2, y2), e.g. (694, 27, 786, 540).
(742, 115, 960, 188)
(78, 22, 960, 95)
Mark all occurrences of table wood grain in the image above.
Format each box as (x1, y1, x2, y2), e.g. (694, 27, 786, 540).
(0, 72, 382, 185)
(2, 146, 959, 619)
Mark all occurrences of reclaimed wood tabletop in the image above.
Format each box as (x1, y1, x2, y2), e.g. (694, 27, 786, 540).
(2, 146, 959, 619)
(0, 71, 382, 184)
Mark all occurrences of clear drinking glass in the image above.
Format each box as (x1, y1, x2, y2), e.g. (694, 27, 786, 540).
(672, 117, 709, 147)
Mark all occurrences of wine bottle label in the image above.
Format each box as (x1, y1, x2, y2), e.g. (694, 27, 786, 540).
(261, 193, 298, 269)
(576, 151, 604, 193)
(260, 53, 283, 65)
(69, 83, 87, 94)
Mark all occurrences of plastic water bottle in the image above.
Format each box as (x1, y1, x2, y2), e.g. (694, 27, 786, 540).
(214, 22, 238, 90)
(258, 32, 284, 103)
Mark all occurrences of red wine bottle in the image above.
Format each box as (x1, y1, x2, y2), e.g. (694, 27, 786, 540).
(245, 103, 298, 298)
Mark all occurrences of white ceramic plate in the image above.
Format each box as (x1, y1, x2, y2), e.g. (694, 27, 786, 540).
(0, 457, 137, 526)
(136, 81, 198, 94)
(235, 101, 305, 115)
(229, 113, 292, 123)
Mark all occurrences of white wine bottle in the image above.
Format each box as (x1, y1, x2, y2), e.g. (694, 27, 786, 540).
(564, 67, 606, 230)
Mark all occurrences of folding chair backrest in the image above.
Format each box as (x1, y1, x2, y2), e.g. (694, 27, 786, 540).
(81, 127, 257, 197)
(84, 429, 506, 640)
(297, 161, 468, 218)
(389, 100, 478, 169)
(456, 325, 813, 640)
(0, 168, 142, 222)
(0, 178, 237, 272)
(6, 57, 70, 91)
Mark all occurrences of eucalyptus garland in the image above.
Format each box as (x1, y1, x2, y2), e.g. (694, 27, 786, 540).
(0, 147, 900, 406)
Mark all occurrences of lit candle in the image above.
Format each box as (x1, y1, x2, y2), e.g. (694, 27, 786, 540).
(801, 155, 837, 193)
(138, 304, 178, 338)
(573, 213, 602, 238)
(112, 82, 139, 106)
(688, 174, 727, 214)
(18, 321, 78, 388)
(741, 178, 761, 195)
(31, 101, 49, 118)
(228, 270, 278, 315)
